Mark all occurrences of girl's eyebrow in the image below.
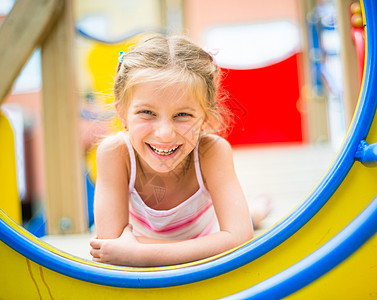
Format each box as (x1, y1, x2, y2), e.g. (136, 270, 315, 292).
(133, 104, 197, 112)
(132, 103, 155, 109)
(177, 106, 197, 112)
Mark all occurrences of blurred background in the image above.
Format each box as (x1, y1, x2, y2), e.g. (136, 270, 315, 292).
(0, 0, 364, 258)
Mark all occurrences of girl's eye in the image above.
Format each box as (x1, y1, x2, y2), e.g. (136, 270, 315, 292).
(175, 112, 192, 118)
(138, 110, 155, 116)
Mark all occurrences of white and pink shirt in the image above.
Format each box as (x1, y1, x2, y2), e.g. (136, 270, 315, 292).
(120, 132, 220, 240)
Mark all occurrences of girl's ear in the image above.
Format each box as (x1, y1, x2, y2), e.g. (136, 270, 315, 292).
(201, 114, 216, 135)
(115, 103, 121, 115)
(115, 103, 128, 130)
(200, 114, 209, 133)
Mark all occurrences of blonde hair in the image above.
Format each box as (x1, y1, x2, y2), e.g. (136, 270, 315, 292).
(113, 33, 232, 136)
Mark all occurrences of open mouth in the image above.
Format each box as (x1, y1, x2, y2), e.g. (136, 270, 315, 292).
(147, 143, 181, 156)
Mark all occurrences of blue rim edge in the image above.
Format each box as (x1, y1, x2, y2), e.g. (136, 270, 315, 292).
(76, 26, 166, 44)
(0, 0, 376, 289)
(222, 194, 377, 300)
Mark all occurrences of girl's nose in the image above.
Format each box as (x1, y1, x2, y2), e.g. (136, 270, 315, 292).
(155, 120, 176, 141)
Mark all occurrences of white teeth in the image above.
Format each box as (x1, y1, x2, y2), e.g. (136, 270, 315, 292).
(149, 145, 179, 156)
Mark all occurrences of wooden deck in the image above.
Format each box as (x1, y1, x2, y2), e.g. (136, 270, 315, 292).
(234, 143, 336, 234)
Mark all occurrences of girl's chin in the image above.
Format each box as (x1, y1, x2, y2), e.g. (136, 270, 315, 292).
(145, 150, 188, 173)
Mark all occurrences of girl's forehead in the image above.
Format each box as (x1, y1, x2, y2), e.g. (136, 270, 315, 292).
(131, 81, 202, 109)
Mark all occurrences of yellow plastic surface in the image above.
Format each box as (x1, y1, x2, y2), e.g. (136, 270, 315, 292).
(0, 112, 21, 224)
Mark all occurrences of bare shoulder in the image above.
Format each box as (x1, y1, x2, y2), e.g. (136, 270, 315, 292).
(198, 134, 233, 161)
(96, 133, 128, 159)
(198, 134, 234, 185)
(96, 133, 130, 174)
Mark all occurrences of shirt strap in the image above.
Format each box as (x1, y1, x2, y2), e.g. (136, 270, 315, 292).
(193, 138, 209, 194)
(118, 131, 136, 192)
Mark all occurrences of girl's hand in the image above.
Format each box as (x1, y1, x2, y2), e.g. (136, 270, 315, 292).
(90, 224, 140, 266)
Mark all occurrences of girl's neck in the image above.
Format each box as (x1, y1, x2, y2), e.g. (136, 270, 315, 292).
(136, 151, 193, 183)
(134, 151, 197, 210)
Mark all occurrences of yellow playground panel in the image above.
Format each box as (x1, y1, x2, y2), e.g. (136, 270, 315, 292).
(0, 112, 21, 224)
(1, 0, 377, 299)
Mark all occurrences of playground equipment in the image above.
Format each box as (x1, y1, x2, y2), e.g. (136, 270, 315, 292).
(350, 1, 366, 84)
(204, 20, 303, 145)
(1, 0, 377, 298)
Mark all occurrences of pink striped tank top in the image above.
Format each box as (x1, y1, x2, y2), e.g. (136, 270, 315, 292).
(120, 132, 220, 240)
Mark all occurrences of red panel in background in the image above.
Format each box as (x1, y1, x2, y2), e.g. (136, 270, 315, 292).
(220, 53, 303, 146)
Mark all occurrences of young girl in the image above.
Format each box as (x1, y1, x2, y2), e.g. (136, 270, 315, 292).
(90, 34, 259, 267)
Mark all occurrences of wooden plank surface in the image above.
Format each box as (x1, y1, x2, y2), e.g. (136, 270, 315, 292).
(298, 0, 329, 144)
(335, 0, 361, 126)
(41, 0, 87, 235)
(0, 0, 62, 103)
(233, 143, 336, 234)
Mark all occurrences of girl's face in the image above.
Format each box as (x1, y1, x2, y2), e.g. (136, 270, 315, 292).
(121, 81, 205, 174)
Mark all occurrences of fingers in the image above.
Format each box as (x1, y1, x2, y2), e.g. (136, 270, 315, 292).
(89, 237, 108, 262)
(90, 247, 100, 258)
(90, 239, 104, 262)
(92, 257, 102, 263)
(90, 238, 101, 249)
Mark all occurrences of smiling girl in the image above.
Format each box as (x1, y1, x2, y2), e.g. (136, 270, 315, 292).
(90, 34, 256, 266)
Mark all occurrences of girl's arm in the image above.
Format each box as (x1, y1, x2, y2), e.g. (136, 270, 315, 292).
(93, 135, 130, 239)
(90, 135, 254, 266)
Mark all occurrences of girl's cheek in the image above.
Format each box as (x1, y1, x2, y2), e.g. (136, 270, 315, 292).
(129, 119, 153, 131)
(128, 122, 153, 149)
(134, 123, 153, 135)
(176, 121, 202, 139)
